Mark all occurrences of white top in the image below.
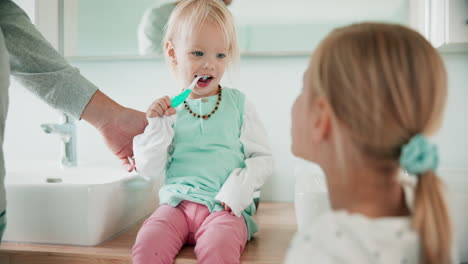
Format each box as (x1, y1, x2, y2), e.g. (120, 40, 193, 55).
(285, 175, 460, 264)
(133, 98, 273, 217)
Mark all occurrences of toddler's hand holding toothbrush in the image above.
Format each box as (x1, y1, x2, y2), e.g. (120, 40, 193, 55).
(147, 76, 203, 118)
(146, 96, 177, 118)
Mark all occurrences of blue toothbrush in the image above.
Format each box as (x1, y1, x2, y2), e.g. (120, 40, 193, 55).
(171, 76, 206, 107)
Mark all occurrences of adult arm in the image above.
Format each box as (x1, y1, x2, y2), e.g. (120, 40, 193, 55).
(0, 1, 148, 170)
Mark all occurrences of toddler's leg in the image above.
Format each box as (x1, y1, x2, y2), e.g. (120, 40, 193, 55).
(131, 204, 188, 264)
(194, 211, 248, 264)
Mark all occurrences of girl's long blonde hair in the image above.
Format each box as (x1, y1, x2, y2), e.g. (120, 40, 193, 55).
(307, 23, 451, 264)
(163, 0, 239, 67)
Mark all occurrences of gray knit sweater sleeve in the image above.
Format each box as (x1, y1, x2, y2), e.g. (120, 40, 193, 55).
(0, 0, 98, 119)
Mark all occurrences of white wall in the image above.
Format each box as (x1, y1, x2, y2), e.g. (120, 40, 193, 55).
(230, 0, 406, 24)
(4, 54, 468, 202)
(434, 53, 468, 168)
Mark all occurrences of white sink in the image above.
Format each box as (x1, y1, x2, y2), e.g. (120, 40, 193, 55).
(3, 161, 162, 246)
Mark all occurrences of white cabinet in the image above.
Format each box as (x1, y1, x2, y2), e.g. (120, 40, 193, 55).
(410, 0, 468, 52)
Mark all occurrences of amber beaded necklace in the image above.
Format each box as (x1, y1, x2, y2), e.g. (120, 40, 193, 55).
(183, 87, 222, 120)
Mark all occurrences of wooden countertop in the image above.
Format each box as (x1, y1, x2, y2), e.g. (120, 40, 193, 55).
(0, 202, 296, 264)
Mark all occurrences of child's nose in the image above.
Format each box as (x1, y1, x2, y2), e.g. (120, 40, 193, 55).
(202, 57, 216, 70)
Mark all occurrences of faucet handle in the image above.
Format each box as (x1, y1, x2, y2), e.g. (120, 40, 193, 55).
(40, 113, 78, 168)
(61, 113, 75, 124)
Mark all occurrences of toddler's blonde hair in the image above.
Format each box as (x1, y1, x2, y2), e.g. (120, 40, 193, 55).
(307, 23, 451, 264)
(163, 0, 239, 67)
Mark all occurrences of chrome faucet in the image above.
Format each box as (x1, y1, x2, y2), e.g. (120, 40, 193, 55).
(40, 113, 77, 168)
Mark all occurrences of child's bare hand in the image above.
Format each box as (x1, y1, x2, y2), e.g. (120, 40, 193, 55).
(221, 202, 235, 216)
(146, 96, 177, 118)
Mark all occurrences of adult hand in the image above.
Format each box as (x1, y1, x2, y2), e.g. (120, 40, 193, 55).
(81, 90, 148, 171)
(99, 107, 148, 171)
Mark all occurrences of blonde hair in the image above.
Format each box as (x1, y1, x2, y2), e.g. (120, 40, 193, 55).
(163, 0, 239, 67)
(307, 23, 451, 264)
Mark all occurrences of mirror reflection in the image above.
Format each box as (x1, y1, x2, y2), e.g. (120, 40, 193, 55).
(63, 0, 408, 58)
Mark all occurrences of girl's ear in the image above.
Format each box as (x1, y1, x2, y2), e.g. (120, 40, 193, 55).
(311, 96, 332, 143)
(165, 41, 177, 65)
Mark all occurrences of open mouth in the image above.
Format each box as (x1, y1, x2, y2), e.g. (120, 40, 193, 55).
(195, 75, 214, 87)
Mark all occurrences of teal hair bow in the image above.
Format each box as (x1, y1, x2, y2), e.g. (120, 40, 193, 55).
(399, 134, 439, 175)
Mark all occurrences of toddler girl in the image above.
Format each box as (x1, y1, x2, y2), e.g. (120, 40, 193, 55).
(131, 1, 273, 263)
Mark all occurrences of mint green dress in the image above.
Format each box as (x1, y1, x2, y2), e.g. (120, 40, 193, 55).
(160, 88, 258, 239)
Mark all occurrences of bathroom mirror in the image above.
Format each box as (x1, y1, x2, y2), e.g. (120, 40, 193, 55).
(62, 0, 408, 59)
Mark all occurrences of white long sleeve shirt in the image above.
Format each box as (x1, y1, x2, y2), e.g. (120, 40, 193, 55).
(133, 95, 273, 218)
(285, 174, 460, 264)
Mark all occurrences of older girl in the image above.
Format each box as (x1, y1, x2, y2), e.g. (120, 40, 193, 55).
(287, 23, 457, 264)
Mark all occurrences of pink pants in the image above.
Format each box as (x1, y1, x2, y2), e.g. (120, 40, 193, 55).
(131, 201, 248, 264)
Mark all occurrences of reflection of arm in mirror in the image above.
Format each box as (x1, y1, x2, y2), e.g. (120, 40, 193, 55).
(138, 1, 177, 56)
(0, 0, 148, 170)
(138, 0, 233, 56)
(215, 98, 273, 217)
